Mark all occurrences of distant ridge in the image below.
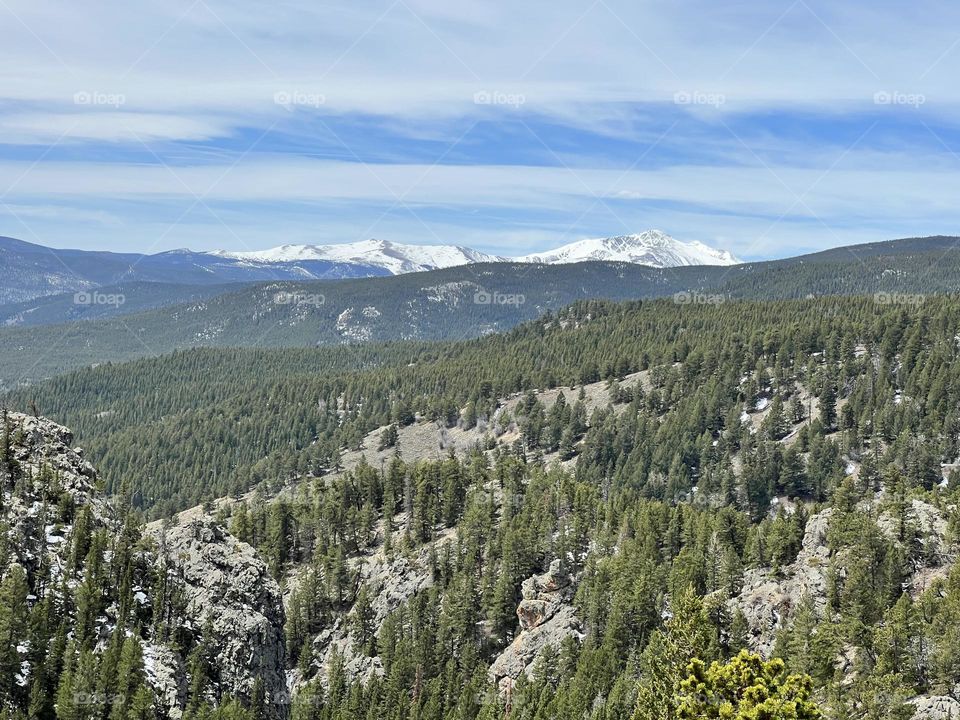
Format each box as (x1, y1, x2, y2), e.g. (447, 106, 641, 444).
(515, 230, 739, 267)
(206, 230, 738, 275)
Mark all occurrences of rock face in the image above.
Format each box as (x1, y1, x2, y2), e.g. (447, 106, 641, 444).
(910, 695, 960, 720)
(732, 499, 955, 657)
(142, 643, 187, 716)
(731, 509, 832, 656)
(306, 545, 435, 688)
(3, 411, 105, 515)
(878, 499, 951, 562)
(2, 413, 106, 585)
(490, 560, 584, 691)
(148, 518, 288, 718)
(2, 412, 288, 720)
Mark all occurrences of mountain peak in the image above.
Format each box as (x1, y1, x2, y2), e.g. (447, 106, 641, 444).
(210, 239, 502, 275)
(203, 231, 737, 275)
(517, 231, 740, 268)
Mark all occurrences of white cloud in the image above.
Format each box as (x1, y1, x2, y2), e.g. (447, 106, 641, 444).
(0, 153, 957, 257)
(2, 1, 960, 122)
(2, 0, 960, 255)
(0, 113, 234, 144)
(0, 155, 952, 216)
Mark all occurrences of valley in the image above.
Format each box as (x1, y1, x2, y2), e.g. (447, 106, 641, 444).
(4, 234, 960, 388)
(4, 3, 957, 719)
(4, 296, 960, 717)
(4, 292, 960, 719)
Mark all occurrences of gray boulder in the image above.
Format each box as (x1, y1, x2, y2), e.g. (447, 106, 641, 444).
(910, 695, 960, 720)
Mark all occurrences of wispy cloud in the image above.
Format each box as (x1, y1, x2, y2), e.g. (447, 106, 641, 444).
(2, 0, 960, 256)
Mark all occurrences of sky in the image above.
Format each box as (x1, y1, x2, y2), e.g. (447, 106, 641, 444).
(1, 0, 960, 261)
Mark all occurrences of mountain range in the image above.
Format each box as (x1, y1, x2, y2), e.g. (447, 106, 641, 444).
(2, 233, 960, 388)
(0, 230, 737, 305)
(213, 230, 740, 273)
(515, 230, 739, 266)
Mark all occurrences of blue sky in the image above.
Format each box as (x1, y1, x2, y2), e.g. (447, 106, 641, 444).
(2, 0, 960, 260)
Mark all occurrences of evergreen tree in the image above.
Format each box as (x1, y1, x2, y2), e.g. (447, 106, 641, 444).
(677, 651, 822, 719)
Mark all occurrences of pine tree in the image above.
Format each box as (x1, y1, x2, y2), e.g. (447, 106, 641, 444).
(264, 502, 289, 578)
(820, 373, 837, 430)
(677, 651, 822, 719)
(110, 636, 150, 720)
(874, 593, 921, 687)
(633, 586, 715, 720)
(350, 585, 376, 656)
(377, 424, 399, 451)
(0, 564, 29, 705)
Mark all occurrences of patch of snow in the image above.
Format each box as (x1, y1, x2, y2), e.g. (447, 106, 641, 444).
(211, 239, 501, 275)
(208, 231, 739, 275)
(516, 230, 739, 267)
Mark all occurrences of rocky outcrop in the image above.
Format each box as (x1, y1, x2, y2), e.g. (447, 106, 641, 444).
(517, 559, 572, 630)
(489, 560, 584, 691)
(731, 509, 832, 656)
(148, 517, 287, 718)
(306, 546, 435, 688)
(732, 499, 955, 657)
(878, 499, 952, 563)
(2, 412, 112, 605)
(4, 411, 105, 515)
(142, 642, 187, 715)
(4, 412, 289, 720)
(910, 695, 960, 720)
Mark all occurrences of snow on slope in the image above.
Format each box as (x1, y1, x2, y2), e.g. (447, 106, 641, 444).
(213, 239, 502, 275)
(210, 231, 738, 276)
(516, 230, 740, 267)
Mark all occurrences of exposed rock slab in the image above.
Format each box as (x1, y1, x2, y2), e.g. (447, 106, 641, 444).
(307, 544, 436, 689)
(732, 499, 955, 657)
(910, 695, 960, 720)
(731, 509, 832, 656)
(490, 560, 583, 691)
(5, 411, 104, 515)
(148, 518, 287, 718)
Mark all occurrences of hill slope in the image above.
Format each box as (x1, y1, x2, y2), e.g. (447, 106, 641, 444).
(5, 235, 960, 386)
(5, 292, 960, 720)
(0, 235, 388, 305)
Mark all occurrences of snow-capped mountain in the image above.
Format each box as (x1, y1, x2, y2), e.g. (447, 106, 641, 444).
(0, 231, 738, 306)
(212, 239, 503, 275)
(516, 230, 740, 267)
(208, 231, 738, 276)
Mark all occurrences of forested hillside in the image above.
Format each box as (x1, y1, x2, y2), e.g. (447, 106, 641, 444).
(5, 235, 960, 387)
(9, 294, 960, 517)
(3, 292, 960, 720)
